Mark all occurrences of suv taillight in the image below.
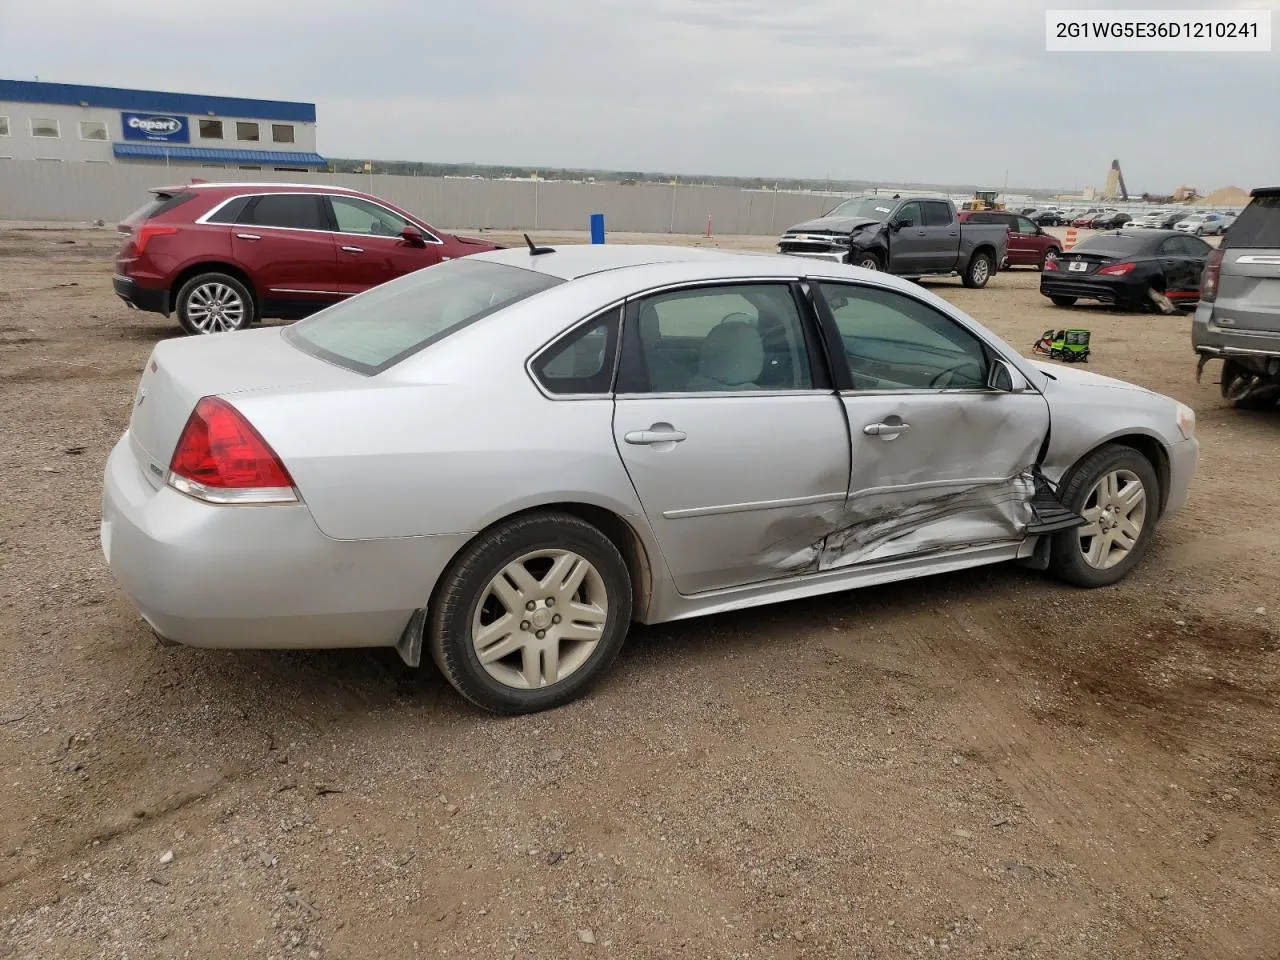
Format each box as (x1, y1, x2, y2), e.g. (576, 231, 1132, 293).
(1201, 249, 1224, 302)
(168, 397, 297, 504)
(134, 223, 178, 254)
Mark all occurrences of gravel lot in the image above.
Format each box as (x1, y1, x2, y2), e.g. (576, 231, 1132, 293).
(1, 224, 1277, 960)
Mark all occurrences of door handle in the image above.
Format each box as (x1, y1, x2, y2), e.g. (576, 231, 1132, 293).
(624, 428, 687, 445)
(915, 230, 926, 237)
(341, 245, 364, 254)
(236, 233, 261, 241)
(949, 231, 958, 237)
(863, 421, 911, 436)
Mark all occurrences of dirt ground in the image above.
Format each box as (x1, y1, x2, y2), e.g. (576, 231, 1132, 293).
(1, 224, 1277, 960)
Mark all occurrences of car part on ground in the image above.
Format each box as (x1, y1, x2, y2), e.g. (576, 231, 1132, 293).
(99, 243, 1198, 714)
(1040, 229, 1211, 312)
(776, 195, 1008, 286)
(112, 181, 502, 335)
(1192, 187, 1280, 409)
(1033, 328, 1091, 363)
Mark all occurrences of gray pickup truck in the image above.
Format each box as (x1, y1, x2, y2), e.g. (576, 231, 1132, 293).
(777, 195, 1009, 288)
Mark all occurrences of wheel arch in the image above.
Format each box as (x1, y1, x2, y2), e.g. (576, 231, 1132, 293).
(1059, 433, 1172, 517)
(170, 261, 259, 311)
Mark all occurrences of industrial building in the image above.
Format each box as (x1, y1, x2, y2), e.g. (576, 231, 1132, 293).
(0, 79, 325, 171)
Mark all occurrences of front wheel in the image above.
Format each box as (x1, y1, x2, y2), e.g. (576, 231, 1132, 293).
(1050, 295, 1077, 307)
(1049, 444, 1160, 587)
(427, 512, 633, 714)
(962, 251, 994, 288)
(852, 251, 882, 272)
(176, 272, 254, 335)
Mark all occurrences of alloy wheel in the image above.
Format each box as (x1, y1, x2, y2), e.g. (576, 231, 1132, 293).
(470, 549, 609, 689)
(186, 282, 246, 333)
(1077, 469, 1147, 569)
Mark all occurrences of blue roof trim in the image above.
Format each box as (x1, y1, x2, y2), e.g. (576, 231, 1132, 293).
(0, 79, 315, 123)
(112, 143, 327, 166)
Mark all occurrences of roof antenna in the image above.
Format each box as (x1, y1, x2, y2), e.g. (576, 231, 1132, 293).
(524, 233, 555, 256)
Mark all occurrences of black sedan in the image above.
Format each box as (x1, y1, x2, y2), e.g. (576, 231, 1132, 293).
(1040, 230, 1212, 311)
(1091, 211, 1133, 230)
(1033, 210, 1067, 226)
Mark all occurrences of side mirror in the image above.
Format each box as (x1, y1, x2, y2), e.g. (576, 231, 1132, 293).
(890, 218, 912, 231)
(988, 358, 1024, 393)
(400, 224, 426, 247)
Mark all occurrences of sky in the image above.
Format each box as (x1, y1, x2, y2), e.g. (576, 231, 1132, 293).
(0, 0, 1276, 193)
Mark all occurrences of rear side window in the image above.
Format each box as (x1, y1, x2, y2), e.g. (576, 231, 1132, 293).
(205, 195, 252, 224)
(530, 306, 621, 395)
(921, 201, 953, 227)
(1224, 195, 1280, 249)
(123, 191, 195, 223)
(240, 194, 328, 231)
(285, 259, 563, 375)
(1074, 234, 1145, 257)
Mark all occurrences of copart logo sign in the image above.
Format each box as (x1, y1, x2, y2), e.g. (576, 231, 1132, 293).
(120, 111, 190, 143)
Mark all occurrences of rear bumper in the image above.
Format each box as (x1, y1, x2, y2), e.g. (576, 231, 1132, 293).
(113, 274, 170, 316)
(100, 433, 472, 651)
(1040, 276, 1139, 305)
(1191, 303, 1280, 366)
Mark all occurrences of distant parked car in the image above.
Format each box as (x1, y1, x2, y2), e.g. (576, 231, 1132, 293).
(1175, 213, 1225, 236)
(1092, 211, 1133, 230)
(1221, 211, 1238, 231)
(1132, 210, 1173, 229)
(114, 182, 502, 335)
(1071, 208, 1111, 227)
(958, 210, 1062, 269)
(99, 243, 1199, 713)
(1034, 210, 1068, 227)
(1041, 229, 1212, 310)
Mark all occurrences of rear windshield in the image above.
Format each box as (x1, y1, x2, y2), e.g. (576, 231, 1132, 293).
(1073, 234, 1145, 257)
(1223, 195, 1280, 249)
(284, 259, 563, 375)
(122, 191, 194, 224)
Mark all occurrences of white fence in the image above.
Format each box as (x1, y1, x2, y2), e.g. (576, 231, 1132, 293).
(0, 160, 843, 236)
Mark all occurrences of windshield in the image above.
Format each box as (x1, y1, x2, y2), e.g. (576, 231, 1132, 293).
(823, 196, 898, 221)
(284, 259, 563, 375)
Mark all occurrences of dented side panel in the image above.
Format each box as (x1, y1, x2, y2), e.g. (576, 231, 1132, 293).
(826, 391, 1050, 568)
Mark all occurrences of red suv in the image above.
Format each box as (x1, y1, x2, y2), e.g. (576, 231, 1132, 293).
(113, 182, 502, 334)
(956, 210, 1062, 270)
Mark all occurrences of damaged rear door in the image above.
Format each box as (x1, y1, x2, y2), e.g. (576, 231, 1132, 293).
(811, 280, 1050, 568)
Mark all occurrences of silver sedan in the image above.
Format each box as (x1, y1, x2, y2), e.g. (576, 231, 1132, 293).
(101, 244, 1199, 713)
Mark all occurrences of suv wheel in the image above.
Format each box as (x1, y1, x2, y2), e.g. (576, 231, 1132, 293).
(176, 273, 255, 335)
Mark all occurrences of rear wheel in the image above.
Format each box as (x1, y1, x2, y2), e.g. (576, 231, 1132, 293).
(427, 512, 633, 714)
(176, 272, 254, 335)
(1049, 444, 1160, 587)
(1050, 295, 1077, 307)
(962, 251, 994, 288)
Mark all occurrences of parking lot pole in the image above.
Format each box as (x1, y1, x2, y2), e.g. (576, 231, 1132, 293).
(590, 213, 605, 244)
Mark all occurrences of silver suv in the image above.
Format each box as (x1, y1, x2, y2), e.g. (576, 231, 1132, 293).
(1193, 187, 1280, 407)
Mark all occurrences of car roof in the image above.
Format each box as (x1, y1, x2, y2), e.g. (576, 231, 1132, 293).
(1251, 186, 1280, 197)
(468, 243, 797, 281)
(152, 181, 364, 196)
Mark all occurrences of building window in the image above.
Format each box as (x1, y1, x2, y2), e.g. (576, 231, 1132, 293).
(79, 120, 108, 141)
(84, 159, 111, 164)
(271, 124, 295, 144)
(236, 122, 260, 142)
(274, 166, 308, 173)
(36, 157, 64, 162)
(201, 163, 225, 169)
(199, 119, 224, 140)
(238, 165, 261, 170)
(0, 117, 9, 137)
(31, 118, 60, 138)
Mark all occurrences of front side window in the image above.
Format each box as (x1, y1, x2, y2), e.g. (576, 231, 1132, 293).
(623, 283, 814, 393)
(199, 119, 224, 140)
(818, 282, 989, 391)
(329, 195, 411, 236)
(286, 259, 562, 375)
(895, 202, 922, 227)
(236, 121, 260, 141)
(79, 120, 108, 141)
(530, 307, 621, 395)
(1016, 216, 1038, 234)
(272, 124, 295, 143)
(31, 118, 59, 138)
(0, 116, 11, 137)
(240, 194, 327, 231)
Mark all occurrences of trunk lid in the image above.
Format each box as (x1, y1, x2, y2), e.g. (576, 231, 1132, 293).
(127, 328, 360, 480)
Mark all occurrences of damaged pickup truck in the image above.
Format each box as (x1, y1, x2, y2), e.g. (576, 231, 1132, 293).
(777, 194, 1008, 288)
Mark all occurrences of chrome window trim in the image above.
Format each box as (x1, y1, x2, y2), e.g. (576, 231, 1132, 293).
(268, 287, 344, 296)
(525, 298, 627, 401)
(1237, 255, 1280, 265)
(194, 191, 444, 244)
(616, 389, 833, 400)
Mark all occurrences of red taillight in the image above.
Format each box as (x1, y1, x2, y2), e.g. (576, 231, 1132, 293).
(1043, 257, 1060, 271)
(1097, 262, 1135, 277)
(1201, 249, 1224, 302)
(135, 223, 178, 254)
(168, 396, 296, 503)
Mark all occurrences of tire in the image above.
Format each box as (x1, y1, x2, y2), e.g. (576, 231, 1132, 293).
(176, 272, 255, 335)
(961, 251, 994, 288)
(1050, 295, 1077, 307)
(1048, 444, 1161, 588)
(1039, 248, 1060, 271)
(427, 511, 633, 714)
(852, 251, 882, 272)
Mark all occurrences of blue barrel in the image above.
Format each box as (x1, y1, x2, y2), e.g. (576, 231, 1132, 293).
(590, 213, 605, 244)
